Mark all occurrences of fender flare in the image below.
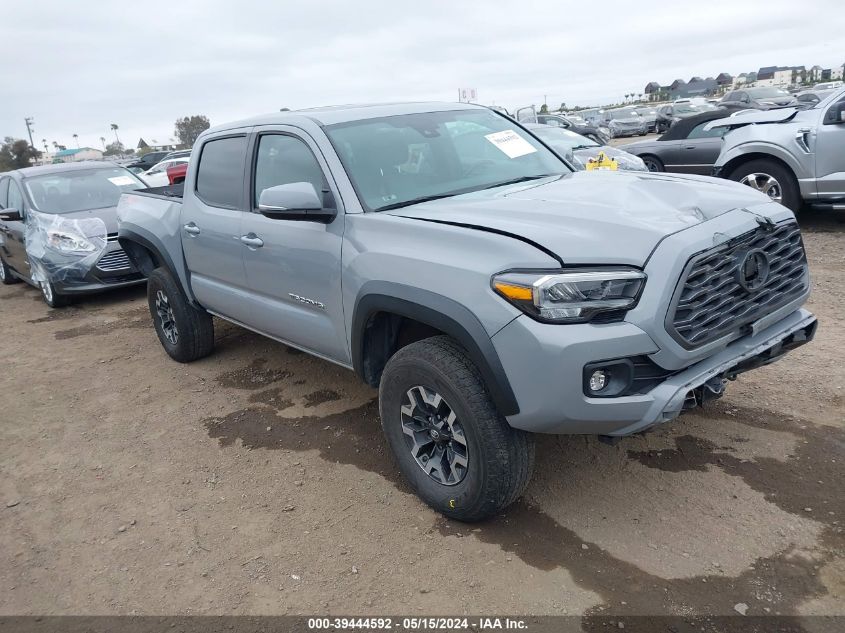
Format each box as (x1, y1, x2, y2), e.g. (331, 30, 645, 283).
(118, 227, 198, 305)
(719, 141, 808, 180)
(352, 282, 520, 416)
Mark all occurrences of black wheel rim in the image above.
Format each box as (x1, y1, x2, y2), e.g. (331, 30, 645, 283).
(155, 289, 178, 345)
(400, 386, 468, 486)
(644, 158, 661, 172)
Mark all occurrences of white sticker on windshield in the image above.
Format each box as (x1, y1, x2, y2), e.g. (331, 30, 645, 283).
(108, 176, 136, 186)
(484, 130, 537, 159)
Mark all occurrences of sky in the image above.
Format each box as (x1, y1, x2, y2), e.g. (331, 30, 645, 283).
(1, 0, 843, 151)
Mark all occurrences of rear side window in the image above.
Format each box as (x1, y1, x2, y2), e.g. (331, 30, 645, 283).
(196, 136, 247, 208)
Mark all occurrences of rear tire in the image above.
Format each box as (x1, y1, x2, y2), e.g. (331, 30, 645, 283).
(379, 335, 535, 522)
(147, 267, 214, 362)
(0, 256, 20, 285)
(728, 158, 801, 212)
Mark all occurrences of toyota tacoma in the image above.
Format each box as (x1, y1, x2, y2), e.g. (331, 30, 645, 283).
(116, 103, 816, 521)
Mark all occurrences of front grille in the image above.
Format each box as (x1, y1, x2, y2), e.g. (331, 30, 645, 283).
(666, 221, 808, 349)
(96, 249, 132, 272)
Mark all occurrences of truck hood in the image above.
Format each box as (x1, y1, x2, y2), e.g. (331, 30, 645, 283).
(705, 107, 798, 131)
(389, 171, 774, 266)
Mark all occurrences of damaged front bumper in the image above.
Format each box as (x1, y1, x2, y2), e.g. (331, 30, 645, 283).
(610, 309, 817, 436)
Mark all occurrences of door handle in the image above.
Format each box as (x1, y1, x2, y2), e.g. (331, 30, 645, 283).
(240, 234, 264, 248)
(684, 145, 697, 150)
(184, 223, 201, 235)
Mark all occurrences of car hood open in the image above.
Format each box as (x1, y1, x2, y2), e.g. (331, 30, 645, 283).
(389, 172, 775, 266)
(705, 107, 798, 131)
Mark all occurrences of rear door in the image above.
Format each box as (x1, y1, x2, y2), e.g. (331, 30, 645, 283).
(667, 121, 725, 175)
(815, 93, 845, 199)
(1, 177, 31, 277)
(180, 132, 254, 323)
(239, 127, 348, 363)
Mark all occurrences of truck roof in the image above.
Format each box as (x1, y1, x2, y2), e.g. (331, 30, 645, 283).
(204, 102, 487, 135)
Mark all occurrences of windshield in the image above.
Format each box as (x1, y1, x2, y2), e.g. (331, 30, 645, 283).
(23, 167, 146, 214)
(325, 109, 568, 212)
(747, 87, 790, 98)
(530, 126, 600, 153)
(675, 102, 718, 114)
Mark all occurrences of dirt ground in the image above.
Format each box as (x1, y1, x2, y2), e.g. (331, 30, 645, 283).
(0, 212, 843, 629)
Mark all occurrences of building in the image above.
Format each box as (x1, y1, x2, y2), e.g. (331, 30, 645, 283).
(756, 65, 805, 88)
(52, 148, 103, 163)
(809, 65, 824, 83)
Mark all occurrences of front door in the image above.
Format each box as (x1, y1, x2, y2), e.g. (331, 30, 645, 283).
(1, 178, 32, 279)
(239, 128, 348, 364)
(815, 94, 845, 199)
(180, 133, 252, 323)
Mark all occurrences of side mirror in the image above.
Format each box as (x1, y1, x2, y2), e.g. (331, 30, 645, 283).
(825, 102, 845, 125)
(0, 208, 23, 222)
(258, 182, 336, 222)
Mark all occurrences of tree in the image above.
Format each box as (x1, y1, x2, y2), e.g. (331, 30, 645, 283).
(0, 137, 41, 171)
(559, 102, 567, 112)
(72, 133, 79, 148)
(174, 115, 211, 147)
(100, 136, 106, 150)
(103, 141, 124, 157)
(539, 103, 549, 114)
(110, 123, 121, 145)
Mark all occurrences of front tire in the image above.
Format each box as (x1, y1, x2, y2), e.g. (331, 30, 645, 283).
(0, 256, 20, 285)
(729, 159, 801, 212)
(379, 335, 535, 522)
(642, 155, 665, 172)
(147, 267, 214, 362)
(40, 280, 71, 308)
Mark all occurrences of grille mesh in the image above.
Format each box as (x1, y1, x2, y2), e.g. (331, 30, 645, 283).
(96, 249, 132, 272)
(667, 222, 808, 348)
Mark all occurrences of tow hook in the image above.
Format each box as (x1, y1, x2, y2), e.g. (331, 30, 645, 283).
(683, 376, 728, 410)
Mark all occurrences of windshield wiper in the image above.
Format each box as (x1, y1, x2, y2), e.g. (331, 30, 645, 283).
(480, 174, 557, 191)
(375, 193, 460, 212)
(570, 145, 597, 151)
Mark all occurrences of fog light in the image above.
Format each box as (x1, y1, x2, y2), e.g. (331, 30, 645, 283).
(589, 370, 608, 392)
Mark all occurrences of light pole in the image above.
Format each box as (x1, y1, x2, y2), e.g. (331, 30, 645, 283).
(24, 117, 35, 150)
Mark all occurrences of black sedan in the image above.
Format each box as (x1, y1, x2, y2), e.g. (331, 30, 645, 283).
(533, 114, 611, 145)
(621, 110, 736, 174)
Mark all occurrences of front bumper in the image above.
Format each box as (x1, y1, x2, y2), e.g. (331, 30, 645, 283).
(43, 242, 146, 295)
(494, 308, 816, 436)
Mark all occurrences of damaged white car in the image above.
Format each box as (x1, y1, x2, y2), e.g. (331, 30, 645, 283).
(0, 162, 147, 307)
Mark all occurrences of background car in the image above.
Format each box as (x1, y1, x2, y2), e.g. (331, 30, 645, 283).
(0, 162, 147, 306)
(524, 123, 647, 171)
(655, 100, 719, 133)
(633, 106, 658, 132)
(622, 110, 735, 174)
(140, 157, 189, 187)
(519, 111, 611, 144)
(125, 150, 170, 173)
(598, 107, 648, 138)
(796, 89, 836, 109)
(720, 86, 798, 110)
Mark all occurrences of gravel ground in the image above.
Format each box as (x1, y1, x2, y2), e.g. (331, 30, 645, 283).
(0, 212, 842, 629)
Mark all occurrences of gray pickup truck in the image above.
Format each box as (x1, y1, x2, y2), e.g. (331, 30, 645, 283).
(711, 87, 845, 212)
(117, 103, 816, 521)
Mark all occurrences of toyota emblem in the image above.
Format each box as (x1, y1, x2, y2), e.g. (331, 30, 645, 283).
(737, 249, 770, 292)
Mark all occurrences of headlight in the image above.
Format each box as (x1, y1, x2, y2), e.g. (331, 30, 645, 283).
(46, 230, 96, 253)
(492, 269, 646, 323)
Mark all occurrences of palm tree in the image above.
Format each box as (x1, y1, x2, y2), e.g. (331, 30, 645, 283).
(110, 123, 121, 145)
(100, 136, 106, 150)
(52, 141, 58, 150)
(72, 133, 79, 148)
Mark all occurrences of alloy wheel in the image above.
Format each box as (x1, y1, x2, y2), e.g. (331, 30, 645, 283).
(0, 262, 5, 281)
(643, 157, 662, 172)
(41, 281, 53, 303)
(740, 172, 782, 203)
(400, 385, 468, 486)
(155, 289, 179, 345)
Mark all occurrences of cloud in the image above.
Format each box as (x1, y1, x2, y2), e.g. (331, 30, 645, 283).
(1, 0, 842, 149)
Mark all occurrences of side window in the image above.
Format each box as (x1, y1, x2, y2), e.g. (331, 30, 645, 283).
(7, 180, 24, 211)
(687, 122, 725, 139)
(253, 135, 327, 207)
(195, 136, 247, 208)
(0, 178, 8, 208)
